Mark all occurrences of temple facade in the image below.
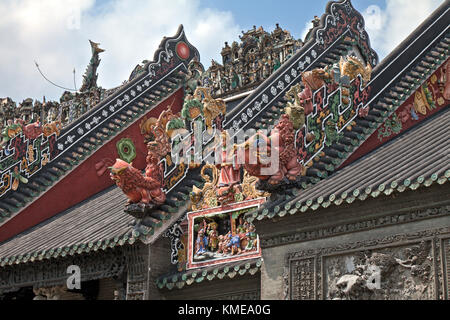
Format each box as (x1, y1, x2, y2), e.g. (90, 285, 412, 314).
(0, 0, 449, 300)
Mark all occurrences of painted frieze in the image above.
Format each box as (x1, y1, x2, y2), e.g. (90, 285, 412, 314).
(186, 198, 264, 270)
(376, 60, 449, 142)
(342, 58, 450, 167)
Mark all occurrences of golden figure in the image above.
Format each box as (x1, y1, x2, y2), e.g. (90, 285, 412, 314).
(413, 86, 431, 115)
(284, 83, 306, 129)
(189, 163, 219, 211)
(193, 87, 226, 133)
(339, 56, 372, 84)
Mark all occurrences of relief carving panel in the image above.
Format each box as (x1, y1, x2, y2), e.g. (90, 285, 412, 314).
(289, 257, 316, 300)
(325, 241, 434, 300)
(284, 227, 450, 300)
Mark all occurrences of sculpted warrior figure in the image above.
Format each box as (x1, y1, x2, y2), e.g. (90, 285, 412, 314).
(216, 130, 241, 205)
(226, 231, 242, 255)
(217, 130, 241, 187)
(207, 222, 219, 252)
(244, 223, 258, 251)
(234, 114, 303, 185)
(195, 228, 208, 255)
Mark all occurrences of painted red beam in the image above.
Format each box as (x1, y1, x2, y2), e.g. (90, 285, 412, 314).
(0, 89, 184, 243)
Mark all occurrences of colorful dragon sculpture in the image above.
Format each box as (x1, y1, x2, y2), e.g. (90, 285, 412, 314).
(109, 147, 166, 206)
(234, 114, 303, 185)
(1, 118, 62, 147)
(234, 54, 372, 186)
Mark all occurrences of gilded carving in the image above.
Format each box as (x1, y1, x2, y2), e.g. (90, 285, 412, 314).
(193, 87, 226, 133)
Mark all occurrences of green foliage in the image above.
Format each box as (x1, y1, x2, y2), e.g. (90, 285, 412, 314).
(166, 118, 185, 131)
(181, 99, 203, 120)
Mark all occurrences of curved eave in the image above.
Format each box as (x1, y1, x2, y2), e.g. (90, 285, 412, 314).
(156, 258, 262, 291)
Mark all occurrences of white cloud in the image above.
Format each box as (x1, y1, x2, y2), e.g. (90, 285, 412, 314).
(0, 0, 240, 103)
(300, 21, 313, 42)
(362, 0, 443, 60)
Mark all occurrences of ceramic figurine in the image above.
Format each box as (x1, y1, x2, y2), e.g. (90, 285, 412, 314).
(195, 229, 208, 255)
(226, 231, 242, 255)
(207, 222, 219, 251)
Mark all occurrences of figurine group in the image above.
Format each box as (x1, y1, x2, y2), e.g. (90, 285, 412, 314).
(195, 217, 258, 259)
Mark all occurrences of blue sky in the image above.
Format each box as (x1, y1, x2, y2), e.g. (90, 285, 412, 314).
(0, 0, 443, 103)
(199, 0, 385, 41)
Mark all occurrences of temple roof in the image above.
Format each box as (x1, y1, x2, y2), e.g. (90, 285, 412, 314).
(0, 186, 133, 266)
(0, 170, 203, 267)
(157, 257, 261, 291)
(0, 0, 448, 273)
(248, 107, 449, 222)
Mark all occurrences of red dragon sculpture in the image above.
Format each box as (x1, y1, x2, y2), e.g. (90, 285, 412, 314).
(234, 114, 303, 185)
(14, 119, 43, 140)
(109, 149, 166, 206)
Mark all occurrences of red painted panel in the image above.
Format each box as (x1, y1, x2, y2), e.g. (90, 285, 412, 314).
(0, 89, 184, 243)
(340, 60, 449, 169)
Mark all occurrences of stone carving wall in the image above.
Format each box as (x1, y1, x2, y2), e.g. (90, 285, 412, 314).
(125, 244, 149, 300)
(209, 289, 261, 300)
(263, 205, 449, 248)
(325, 241, 433, 300)
(284, 227, 450, 300)
(444, 238, 450, 299)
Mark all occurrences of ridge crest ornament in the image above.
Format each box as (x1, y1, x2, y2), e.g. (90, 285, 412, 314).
(176, 42, 190, 60)
(233, 53, 373, 190)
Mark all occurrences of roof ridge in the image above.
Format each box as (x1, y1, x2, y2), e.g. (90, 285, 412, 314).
(249, 108, 449, 222)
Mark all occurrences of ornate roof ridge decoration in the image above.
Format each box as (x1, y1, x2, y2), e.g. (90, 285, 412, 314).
(0, 25, 200, 226)
(219, 1, 448, 196)
(1, 40, 113, 136)
(246, 105, 450, 222)
(331, 33, 450, 171)
(109, 85, 229, 238)
(251, 41, 449, 194)
(203, 23, 304, 99)
(156, 257, 262, 290)
(314, 0, 378, 65)
(229, 53, 375, 192)
(250, 170, 449, 223)
(224, 0, 378, 133)
(342, 55, 449, 167)
(238, 22, 449, 221)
